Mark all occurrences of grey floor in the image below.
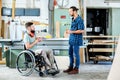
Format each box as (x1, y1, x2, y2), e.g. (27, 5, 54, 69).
(0, 56, 111, 80)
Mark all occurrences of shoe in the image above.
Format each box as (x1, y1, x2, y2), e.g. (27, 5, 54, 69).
(68, 67, 79, 74)
(51, 70, 60, 76)
(63, 67, 73, 73)
(47, 68, 56, 74)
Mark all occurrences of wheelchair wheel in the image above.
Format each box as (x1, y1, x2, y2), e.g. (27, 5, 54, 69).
(16, 50, 35, 76)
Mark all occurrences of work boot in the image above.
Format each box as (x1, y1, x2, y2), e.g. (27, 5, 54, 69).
(68, 67, 79, 74)
(63, 67, 73, 73)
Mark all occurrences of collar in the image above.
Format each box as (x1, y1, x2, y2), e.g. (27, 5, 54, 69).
(72, 15, 79, 22)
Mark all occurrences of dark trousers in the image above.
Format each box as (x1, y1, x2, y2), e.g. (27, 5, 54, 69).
(69, 45, 80, 69)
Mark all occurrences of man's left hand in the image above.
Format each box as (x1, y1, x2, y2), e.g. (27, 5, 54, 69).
(66, 30, 72, 34)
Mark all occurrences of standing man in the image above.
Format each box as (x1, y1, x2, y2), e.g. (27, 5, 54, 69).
(63, 6, 84, 74)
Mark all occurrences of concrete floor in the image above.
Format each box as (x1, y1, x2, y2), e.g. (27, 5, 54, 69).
(0, 56, 112, 80)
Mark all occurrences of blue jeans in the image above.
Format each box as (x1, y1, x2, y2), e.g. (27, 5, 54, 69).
(69, 45, 80, 69)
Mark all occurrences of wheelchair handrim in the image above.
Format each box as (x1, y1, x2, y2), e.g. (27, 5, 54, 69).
(16, 50, 35, 76)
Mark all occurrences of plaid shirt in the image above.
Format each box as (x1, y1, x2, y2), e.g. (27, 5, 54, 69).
(69, 15, 84, 46)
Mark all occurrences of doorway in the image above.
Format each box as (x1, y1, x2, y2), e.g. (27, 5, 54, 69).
(86, 8, 109, 35)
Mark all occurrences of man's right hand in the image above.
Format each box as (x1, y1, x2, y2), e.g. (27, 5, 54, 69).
(35, 38, 39, 44)
(35, 37, 42, 43)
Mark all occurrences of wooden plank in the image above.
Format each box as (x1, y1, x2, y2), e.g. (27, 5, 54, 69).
(1, 20, 5, 38)
(64, 28, 69, 38)
(93, 40, 115, 43)
(107, 36, 120, 80)
(89, 43, 116, 45)
(55, 21, 60, 38)
(78, 0, 84, 19)
(0, 0, 2, 37)
(79, 48, 85, 63)
(1, 20, 8, 39)
(87, 39, 118, 46)
(89, 48, 115, 52)
(0, 0, 2, 60)
(12, 0, 16, 20)
(4, 22, 8, 39)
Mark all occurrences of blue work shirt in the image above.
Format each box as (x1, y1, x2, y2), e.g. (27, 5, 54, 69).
(69, 15, 84, 46)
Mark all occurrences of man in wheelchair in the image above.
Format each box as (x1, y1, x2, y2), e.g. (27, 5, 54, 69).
(23, 22, 59, 76)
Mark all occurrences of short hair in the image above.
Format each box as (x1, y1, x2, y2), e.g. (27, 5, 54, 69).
(70, 6, 79, 11)
(25, 22, 33, 29)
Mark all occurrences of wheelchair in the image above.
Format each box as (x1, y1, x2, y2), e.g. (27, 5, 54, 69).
(16, 45, 60, 77)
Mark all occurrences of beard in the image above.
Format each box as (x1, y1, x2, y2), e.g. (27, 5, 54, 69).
(31, 30, 35, 33)
(70, 13, 74, 17)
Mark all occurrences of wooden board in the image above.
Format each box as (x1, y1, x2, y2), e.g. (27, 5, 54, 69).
(4, 22, 9, 39)
(89, 48, 115, 52)
(1, 20, 5, 38)
(55, 21, 60, 38)
(88, 42, 115, 45)
(12, 0, 16, 20)
(107, 36, 120, 80)
(1, 20, 9, 39)
(0, 0, 2, 60)
(79, 48, 85, 63)
(0, 0, 2, 37)
(74, 48, 85, 64)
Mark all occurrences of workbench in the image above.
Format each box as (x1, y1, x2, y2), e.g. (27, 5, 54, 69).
(0, 38, 88, 67)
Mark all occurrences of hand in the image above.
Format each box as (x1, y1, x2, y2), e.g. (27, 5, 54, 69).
(37, 37, 42, 42)
(35, 39, 39, 44)
(35, 37, 42, 44)
(66, 30, 72, 34)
